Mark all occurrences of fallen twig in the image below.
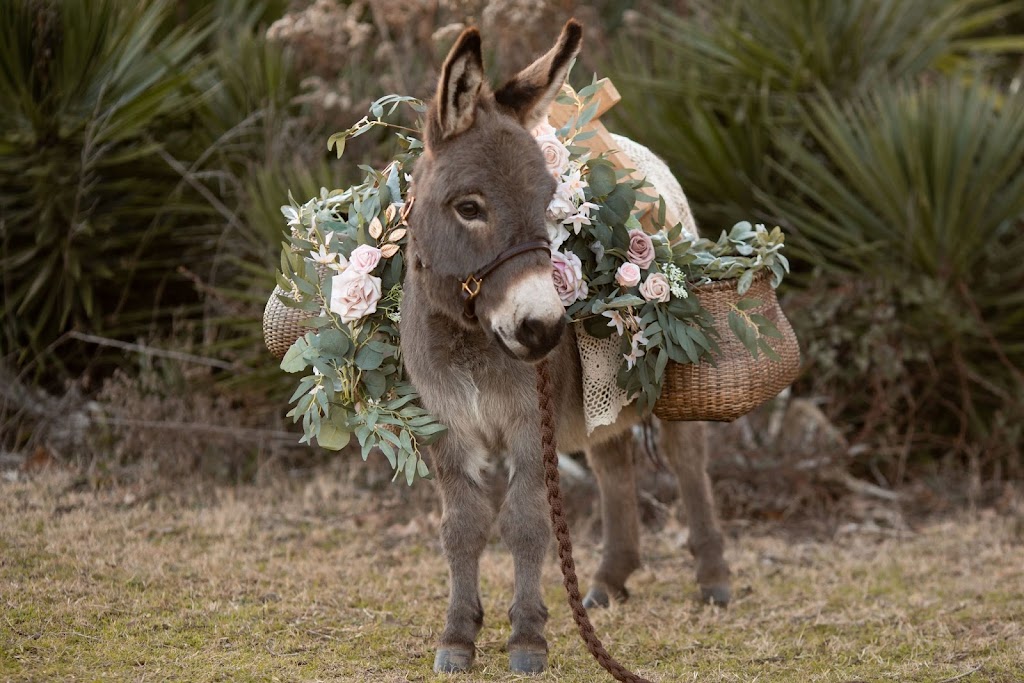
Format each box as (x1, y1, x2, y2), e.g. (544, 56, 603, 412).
(936, 664, 983, 683)
(67, 331, 236, 370)
(94, 415, 301, 445)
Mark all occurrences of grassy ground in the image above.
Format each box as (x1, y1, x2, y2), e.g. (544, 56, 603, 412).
(1, 465, 1022, 683)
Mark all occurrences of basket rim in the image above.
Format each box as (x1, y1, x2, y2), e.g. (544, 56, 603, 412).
(690, 270, 770, 293)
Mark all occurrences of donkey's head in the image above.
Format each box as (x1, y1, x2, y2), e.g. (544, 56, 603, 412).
(408, 20, 582, 362)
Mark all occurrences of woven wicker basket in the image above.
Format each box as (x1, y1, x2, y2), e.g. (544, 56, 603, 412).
(264, 261, 335, 360)
(262, 285, 321, 361)
(653, 273, 800, 422)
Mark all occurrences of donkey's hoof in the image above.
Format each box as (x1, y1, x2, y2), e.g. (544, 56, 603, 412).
(700, 584, 731, 607)
(582, 587, 610, 609)
(434, 646, 475, 673)
(509, 648, 547, 674)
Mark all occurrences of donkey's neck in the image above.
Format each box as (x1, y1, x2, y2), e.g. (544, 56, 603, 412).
(401, 275, 511, 382)
(400, 275, 545, 463)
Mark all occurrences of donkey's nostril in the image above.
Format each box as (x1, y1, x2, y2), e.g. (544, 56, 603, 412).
(515, 316, 564, 355)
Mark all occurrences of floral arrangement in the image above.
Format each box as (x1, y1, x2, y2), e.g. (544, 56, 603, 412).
(274, 81, 789, 484)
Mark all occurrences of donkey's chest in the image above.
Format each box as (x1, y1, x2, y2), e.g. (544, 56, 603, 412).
(422, 362, 536, 443)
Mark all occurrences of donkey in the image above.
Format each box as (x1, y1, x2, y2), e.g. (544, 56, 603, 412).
(401, 20, 731, 674)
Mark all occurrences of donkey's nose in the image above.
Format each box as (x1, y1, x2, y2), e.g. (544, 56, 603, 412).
(515, 316, 565, 357)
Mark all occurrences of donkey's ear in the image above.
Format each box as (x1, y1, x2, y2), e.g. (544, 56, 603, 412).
(432, 27, 486, 141)
(494, 19, 582, 130)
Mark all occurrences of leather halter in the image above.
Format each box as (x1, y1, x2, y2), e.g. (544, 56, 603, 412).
(460, 240, 550, 321)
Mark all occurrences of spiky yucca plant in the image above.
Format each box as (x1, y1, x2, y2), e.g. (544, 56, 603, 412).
(608, 0, 1024, 227)
(769, 79, 1024, 468)
(0, 0, 215, 373)
(0, 0, 308, 387)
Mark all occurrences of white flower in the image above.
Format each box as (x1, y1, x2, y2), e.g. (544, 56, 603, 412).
(560, 168, 588, 203)
(329, 269, 382, 323)
(577, 201, 599, 218)
(639, 273, 671, 302)
(531, 118, 557, 138)
(349, 244, 382, 273)
(282, 205, 301, 227)
(563, 211, 592, 234)
(603, 310, 625, 336)
(662, 262, 690, 299)
(615, 262, 641, 288)
(623, 332, 649, 370)
(310, 244, 339, 266)
(547, 191, 577, 222)
(547, 220, 571, 251)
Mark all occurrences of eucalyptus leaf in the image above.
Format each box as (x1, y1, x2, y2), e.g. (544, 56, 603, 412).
(317, 422, 351, 450)
(736, 297, 763, 311)
(588, 161, 617, 197)
(317, 329, 350, 357)
(362, 370, 387, 400)
(280, 338, 310, 373)
(354, 345, 384, 370)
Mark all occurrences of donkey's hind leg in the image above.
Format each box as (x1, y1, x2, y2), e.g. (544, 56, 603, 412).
(432, 442, 496, 673)
(660, 420, 731, 605)
(582, 429, 643, 609)
(499, 438, 552, 673)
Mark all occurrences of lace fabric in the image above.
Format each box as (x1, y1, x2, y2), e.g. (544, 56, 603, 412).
(578, 136, 698, 433)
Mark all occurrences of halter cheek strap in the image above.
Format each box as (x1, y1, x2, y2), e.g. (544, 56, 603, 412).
(460, 240, 551, 321)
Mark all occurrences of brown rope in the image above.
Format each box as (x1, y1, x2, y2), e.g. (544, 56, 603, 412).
(535, 360, 653, 683)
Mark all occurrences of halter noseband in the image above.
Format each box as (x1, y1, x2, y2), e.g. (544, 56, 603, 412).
(460, 240, 551, 321)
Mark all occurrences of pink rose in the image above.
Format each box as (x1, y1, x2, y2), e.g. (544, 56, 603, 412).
(639, 273, 671, 302)
(349, 244, 382, 274)
(535, 133, 571, 177)
(615, 262, 641, 288)
(329, 269, 382, 323)
(550, 249, 588, 306)
(626, 229, 656, 269)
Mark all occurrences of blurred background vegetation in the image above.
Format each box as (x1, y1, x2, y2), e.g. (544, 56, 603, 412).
(1, 0, 1021, 509)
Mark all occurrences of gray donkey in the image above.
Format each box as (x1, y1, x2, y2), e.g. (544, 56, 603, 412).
(401, 20, 731, 674)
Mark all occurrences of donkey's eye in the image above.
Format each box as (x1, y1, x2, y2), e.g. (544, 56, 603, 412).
(455, 200, 484, 221)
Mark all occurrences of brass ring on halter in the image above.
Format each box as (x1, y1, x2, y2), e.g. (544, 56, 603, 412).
(459, 239, 550, 321)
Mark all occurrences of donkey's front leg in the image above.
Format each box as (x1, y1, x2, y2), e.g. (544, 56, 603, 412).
(499, 435, 552, 674)
(432, 440, 496, 673)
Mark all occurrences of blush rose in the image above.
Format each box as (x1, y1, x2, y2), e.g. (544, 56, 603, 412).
(330, 269, 382, 323)
(639, 273, 671, 302)
(615, 262, 641, 288)
(550, 249, 588, 306)
(348, 244, 382, 274)
(535, 133, 571, 177)
(626, 229, 656, 269)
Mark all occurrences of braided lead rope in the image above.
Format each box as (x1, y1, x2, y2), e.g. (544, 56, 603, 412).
(535, 360, 653, 683)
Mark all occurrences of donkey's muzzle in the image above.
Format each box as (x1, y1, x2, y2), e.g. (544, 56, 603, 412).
(515, 315, 565, 361)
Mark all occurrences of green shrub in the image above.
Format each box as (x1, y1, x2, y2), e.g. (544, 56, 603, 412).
(0, 0, 216, 374)
(0, 0, 305, 383)
(770, 79, 1024, 471)
(607, 0, 1024, 227)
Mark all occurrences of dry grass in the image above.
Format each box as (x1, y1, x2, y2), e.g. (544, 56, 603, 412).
(2, 465, 1023, 683)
